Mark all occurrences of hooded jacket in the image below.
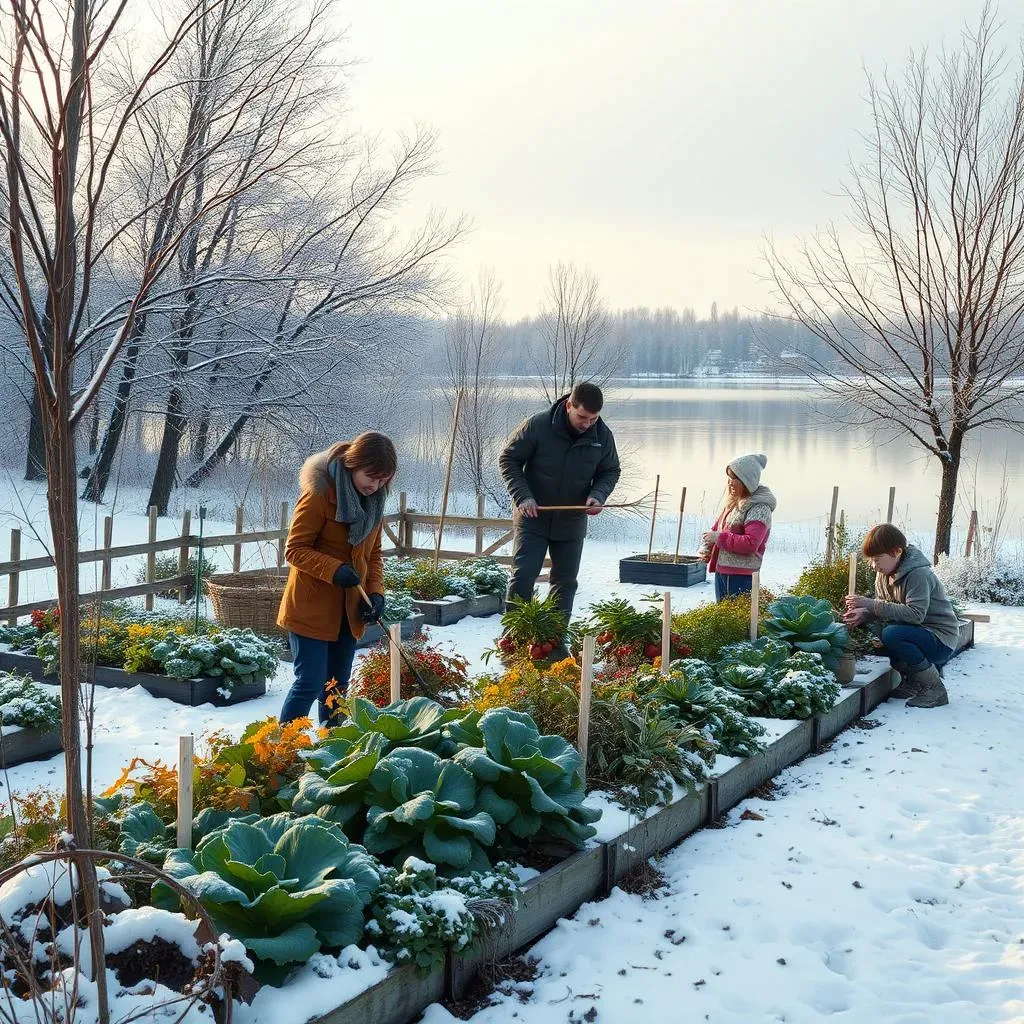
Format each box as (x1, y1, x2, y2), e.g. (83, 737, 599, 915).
(871, 544, 961, 652)
(701, 484, 778, 575)
(498, 395, 621, 542)
(276, 444, 385, 642)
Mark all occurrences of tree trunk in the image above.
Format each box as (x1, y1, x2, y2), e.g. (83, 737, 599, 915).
(81, 336, 142, 503)
(185, 410, 250, 487)
(25, 383, 48, 480)
(88, 398, 100, 456)
(932, 431, 964, 562)
(147, 384, 188, 515)
(191, 410, 210, 463)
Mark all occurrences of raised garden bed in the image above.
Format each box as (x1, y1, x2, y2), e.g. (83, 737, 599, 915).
(411, 593, 502, 627)
(955, 617, 974, 652)
(619, 554, 707, 587)
(0, 724, 62, 767)
(0, 651, 265, 707)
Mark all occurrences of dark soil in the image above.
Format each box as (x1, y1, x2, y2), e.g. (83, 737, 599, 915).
(442, 956, 539, 1019)
(516, 848, 569, 874)
(615, 860, 669, 899)
(853, 717, 884, 730)
(644, 553, 701, 564)
(753, 778, 780, 800)
(108, 935, 198, 991)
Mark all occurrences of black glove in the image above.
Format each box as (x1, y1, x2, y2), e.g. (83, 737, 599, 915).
(332, 563, 361, 588)
(360, 591, 386, 624)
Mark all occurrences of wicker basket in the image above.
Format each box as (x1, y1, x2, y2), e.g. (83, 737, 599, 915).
(205, 570, 288, 635)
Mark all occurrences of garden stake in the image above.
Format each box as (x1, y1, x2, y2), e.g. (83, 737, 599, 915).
(965, 509, 978, 558)
(646, 474, 661, 561)
(886, 486, 896, 524)
(357, 584, 432, 694)
(193, 506, 206, 634)
(750, 571, 760, 641)
(434, 388, 463, 568)
(578, 634, 595, 785)
(825, 486, 839, 565)
(661, 591, 671, 675)
(389, 623, 401, 704)
(177, 735, 194, 850)
(848, 551, 858, 596)
(673, 487, 687, 563)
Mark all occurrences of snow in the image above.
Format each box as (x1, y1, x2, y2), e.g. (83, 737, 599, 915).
(0, 861, 127, 926)
(423, 608, 1024, 1024)
(55, 907, 203, 972)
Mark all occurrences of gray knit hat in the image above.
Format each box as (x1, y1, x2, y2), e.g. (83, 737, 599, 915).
(728, 453, 768, 494)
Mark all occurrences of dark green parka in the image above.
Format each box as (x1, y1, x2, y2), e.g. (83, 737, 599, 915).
(499, 395, 621, 542)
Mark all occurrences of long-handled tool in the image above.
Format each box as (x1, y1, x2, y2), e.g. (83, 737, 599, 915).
(356, 584, 433, 694)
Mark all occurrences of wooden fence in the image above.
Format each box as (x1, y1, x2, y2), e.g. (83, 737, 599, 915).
(0, 493, 530, 622)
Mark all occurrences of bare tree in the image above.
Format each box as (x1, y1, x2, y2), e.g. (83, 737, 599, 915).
(0, 0, 331, 1009)
(533, 261, 622, 402)
(443, 267, 511, 504)
(765, 6, 1024, 559)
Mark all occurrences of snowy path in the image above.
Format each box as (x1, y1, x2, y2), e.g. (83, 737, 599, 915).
(424, 609, 1024, 1024)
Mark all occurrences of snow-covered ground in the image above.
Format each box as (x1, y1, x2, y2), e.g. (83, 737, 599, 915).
(3, 479, 1023, 1023)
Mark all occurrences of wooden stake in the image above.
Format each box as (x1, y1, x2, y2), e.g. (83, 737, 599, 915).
(578, 634, 595, 784)
(750, 571, 760, 641)
(389, 623, 402, 704)
(232, 506, 244, 573)
(7, 529, 20, 626)
(277, 500, 289, 569)
(825, 486, 839, 565)
(661, 591, 671, 675)
(965, 510, 978, 558)
(886, 486, 896, 524)
(176, 735, 194, 850)
(646, 474, 661, 562)
(838, 509, 845, 545)
(178, 510, 191, 605)
(848, 550, 858, 596)
(434, 390, 463, 568)
(673, 487, 687, 563)
(101, 516, 113, 592)
(145, 506, 158, 611)
(476, 492, 486, 554)
(398, 491, 409, 553)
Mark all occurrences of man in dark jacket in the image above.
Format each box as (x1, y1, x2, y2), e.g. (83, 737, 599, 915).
(499, 382, 620, 631)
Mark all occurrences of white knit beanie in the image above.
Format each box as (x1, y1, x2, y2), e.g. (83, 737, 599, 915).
(729, 453, 768, 494)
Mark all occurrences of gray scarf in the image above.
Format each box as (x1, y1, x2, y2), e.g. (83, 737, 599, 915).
(330, 460, 386, 546)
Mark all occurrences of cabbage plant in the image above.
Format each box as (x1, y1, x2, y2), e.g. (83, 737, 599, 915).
(762, 595, 849, 668)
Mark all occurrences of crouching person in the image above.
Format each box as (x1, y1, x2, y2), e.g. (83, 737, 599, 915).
(843, 524, 959, 708)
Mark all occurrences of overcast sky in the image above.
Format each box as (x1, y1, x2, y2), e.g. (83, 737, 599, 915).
(342, 1, 1024, 319)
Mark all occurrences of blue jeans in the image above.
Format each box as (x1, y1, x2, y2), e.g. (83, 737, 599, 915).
(280, 618, 357, 725)
(880, 624, 953, 670)
(715, 572, 753, 602)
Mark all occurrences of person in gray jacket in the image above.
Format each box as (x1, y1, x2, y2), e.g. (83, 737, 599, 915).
(843, 523, 960, 708)
(499, 382, 620, 638)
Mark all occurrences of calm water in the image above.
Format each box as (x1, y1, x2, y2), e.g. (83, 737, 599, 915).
(411, 379, 1023, 540)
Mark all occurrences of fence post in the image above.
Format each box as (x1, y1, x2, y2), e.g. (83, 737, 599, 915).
(101, 516, 113, 592)
(389, 623, 402, 704)
(965, 510, 978, 558)
(886, 486, 896, 524)
(578, 634, 595, 785)
(750, 571, 760, 641)
(233, 507, 244, 574)
(178, 510, 192, 605)
(825, 486, 839, 565)
(398, 491, 409, 553)
(475, 493, 485, 555)
(7, 529, 20, 625)
(661, 590, 671, 675)
(176, 735, 195, 850)
(278, 500, 289, 569)
(145, 506, 158, 611)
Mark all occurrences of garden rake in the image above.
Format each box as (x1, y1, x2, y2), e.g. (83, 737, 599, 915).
(356, 584, 433, 695)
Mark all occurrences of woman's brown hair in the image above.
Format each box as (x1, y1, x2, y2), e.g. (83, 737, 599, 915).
(332, 432, 398, 482)
(862, 523, 907, 557)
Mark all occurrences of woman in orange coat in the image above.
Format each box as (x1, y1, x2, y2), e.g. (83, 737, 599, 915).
(277, 432, 397, 724)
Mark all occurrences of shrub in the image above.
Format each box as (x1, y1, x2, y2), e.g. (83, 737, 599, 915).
(0, 672, 61, 732)
(135, 553, 219, 600)
(154, 814, 380, 978)
(762, 596, 849, 669)
(349, 635, 470, 707)
(382, 556, 420, 589)
(149, 628, 278, 687)
(366, 857, 519, 974)
(934, 554, 1024, 606)
(382, 590, 416, 625)
(0, 622, 44, 650)
(715, 645, 840, 720)
(792, 555, 876, 613)
(457, 557, 510, 596)
(469, 658, 579, 741)
(672, 595, 761, 663)
(0, 787, 63, 870)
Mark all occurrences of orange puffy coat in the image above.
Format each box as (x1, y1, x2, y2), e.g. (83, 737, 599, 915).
(276, 445, 385, 642)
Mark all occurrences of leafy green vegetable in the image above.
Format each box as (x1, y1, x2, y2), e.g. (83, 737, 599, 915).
(0, 672, 61, 732)
(449, 708, 600, 850)
(762, 595, 849, 669)
(153, 814, 379, 976)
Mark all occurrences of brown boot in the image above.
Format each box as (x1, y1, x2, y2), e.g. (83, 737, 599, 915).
(889, 664, 920, 699)
(905, 665, 949, 708)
